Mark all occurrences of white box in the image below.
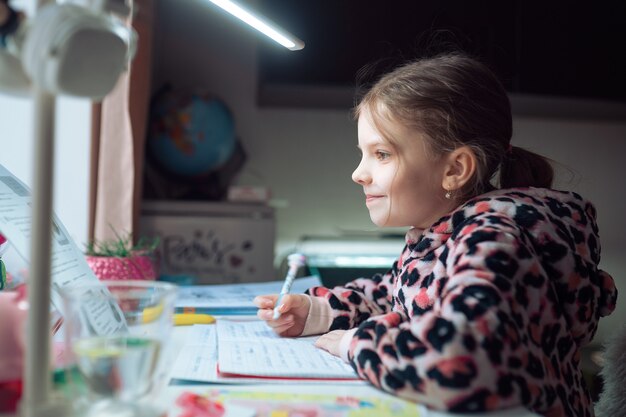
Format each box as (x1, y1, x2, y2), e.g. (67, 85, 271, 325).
(140, 201, 276, 284)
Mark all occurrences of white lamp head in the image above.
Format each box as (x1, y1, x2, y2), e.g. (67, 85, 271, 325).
(0, 1, 136, 100)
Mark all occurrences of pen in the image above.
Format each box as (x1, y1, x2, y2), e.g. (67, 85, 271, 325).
(273, 253, 306, 320)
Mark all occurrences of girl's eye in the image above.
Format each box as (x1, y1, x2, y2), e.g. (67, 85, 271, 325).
(375, 150, 391, 161)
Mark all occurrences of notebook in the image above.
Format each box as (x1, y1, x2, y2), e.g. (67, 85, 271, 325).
(170, 323, 362, 384)
(216, 320, 358, 380)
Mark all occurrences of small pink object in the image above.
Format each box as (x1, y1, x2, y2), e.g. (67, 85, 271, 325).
(176, 392, 225, 417)
(86, 254, 158, 281)
(0, 288, 27, 383)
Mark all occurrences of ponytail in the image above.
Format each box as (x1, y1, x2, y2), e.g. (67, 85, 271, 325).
(499, 145, 554, 189)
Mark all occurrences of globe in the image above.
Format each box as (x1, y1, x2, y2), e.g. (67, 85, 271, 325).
(148, 92, 236, 177)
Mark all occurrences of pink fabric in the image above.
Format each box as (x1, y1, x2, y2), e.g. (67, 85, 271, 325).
(307, 188, 617, 415)
(92, 2, 154, 242)
(0, 291, 27, 382)
(94, 71, 135, 243)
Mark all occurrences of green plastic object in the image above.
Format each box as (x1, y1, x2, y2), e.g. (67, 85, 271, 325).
(0, 259, 6, 290)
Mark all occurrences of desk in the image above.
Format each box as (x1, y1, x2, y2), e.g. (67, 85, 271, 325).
(165, 322, 541, 417)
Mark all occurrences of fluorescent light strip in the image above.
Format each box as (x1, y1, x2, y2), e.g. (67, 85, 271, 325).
(209, 0, 304, 50)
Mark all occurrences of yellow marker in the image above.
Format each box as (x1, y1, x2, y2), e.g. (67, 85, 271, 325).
(142, 302, 164, 323)
(174, 313, 215, 326)
(269, 411, 289, 417)
(141, 304, 215, 325)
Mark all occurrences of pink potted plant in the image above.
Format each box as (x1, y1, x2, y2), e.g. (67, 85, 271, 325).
(85, 231, 160, 281)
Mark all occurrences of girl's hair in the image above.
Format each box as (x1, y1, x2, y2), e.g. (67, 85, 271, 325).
(354, 52, 554, 198)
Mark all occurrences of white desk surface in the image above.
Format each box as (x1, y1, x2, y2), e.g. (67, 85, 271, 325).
(166, 322, 541, 417)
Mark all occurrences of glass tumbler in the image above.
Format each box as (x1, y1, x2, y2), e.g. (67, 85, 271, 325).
(60, 280, 178, 417)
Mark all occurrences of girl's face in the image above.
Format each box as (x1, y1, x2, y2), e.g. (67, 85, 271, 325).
(352, 108, 451, 229)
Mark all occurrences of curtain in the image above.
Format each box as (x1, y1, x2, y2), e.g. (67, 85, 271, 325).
(89, 0, 155, 243)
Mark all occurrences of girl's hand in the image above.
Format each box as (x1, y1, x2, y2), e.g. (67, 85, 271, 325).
(314, 329, 347, 357)
(253, 293, 310, 337)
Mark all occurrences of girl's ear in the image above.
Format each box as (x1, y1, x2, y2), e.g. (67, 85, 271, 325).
(441, 146, 477, 192)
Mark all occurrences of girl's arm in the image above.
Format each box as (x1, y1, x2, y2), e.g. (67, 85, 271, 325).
(304, 249, 405, 332)
(255, 254, 403, 338)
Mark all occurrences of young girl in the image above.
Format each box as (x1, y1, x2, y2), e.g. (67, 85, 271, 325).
(254, 53, 617, 417)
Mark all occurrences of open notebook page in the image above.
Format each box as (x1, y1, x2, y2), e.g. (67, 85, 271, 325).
(217, 320, 358, 379)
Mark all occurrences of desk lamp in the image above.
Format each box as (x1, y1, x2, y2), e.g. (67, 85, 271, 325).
(0, 1, 302, 416)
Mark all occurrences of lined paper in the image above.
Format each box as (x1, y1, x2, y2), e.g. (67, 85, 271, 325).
(170, 324, 365, 384)
(217, 320, 357, 379)
(170, 325, 219, 382)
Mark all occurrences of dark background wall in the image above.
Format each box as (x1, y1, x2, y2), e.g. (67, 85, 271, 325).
(257, 0, 626, 107)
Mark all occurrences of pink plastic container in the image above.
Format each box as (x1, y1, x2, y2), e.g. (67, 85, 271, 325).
(85, 253, 158, 281)
(0, 289, 27, 413)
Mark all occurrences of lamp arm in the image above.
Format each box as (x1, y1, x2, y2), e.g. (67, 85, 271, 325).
(21, 4, 70, 417)
(21, 90, 68, 417)
(22, 90, 55, 417)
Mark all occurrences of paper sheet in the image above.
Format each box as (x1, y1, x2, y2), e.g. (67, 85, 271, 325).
(170, 325, 221, 382)
(165, 387, 256, 417)
(0, 164, 124, 335)
(164, 386, 422, 417)
(217, 320, 357, 379)
(216, 389, 421, 417)
(175, 275, 322, 309)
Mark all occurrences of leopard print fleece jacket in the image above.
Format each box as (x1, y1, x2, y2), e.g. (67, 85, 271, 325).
(304, 188, 617, 416)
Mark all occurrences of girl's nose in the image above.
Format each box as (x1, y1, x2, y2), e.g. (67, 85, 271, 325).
(352, 161, 371, 185)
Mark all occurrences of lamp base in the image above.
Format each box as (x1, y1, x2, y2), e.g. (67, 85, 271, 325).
(18, 392, 71, 417)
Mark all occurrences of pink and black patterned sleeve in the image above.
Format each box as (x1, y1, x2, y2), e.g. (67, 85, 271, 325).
(306, 251, 404, 330)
